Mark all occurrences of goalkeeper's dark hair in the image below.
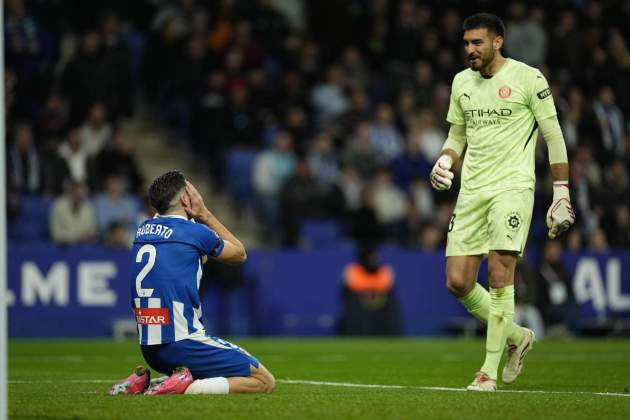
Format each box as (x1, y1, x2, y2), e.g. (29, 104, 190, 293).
(149, 170, 186, 214)
(462, 13, 505, 38)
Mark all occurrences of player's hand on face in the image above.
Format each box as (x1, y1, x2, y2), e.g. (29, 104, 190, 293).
(182, 181, 208, 219)
(546, 182, 575, 239)
(430, 155, 454, 191)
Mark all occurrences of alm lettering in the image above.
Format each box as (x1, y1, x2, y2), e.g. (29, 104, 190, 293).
(573, 258, 630, 313)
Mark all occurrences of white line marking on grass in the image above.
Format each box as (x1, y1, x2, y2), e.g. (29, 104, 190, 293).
(278, 379, 630, 398)
(9, 378, 630, 398)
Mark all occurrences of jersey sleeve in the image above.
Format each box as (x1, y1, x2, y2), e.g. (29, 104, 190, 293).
(528, 69, 557, 121)
(446, 75, 465, 125)
(192, 224, 225, 257)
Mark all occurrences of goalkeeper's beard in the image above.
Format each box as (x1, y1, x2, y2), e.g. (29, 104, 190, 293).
(471, 51, 495, 73)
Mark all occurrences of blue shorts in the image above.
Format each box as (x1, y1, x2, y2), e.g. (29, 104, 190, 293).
(141, 334, 259, 379)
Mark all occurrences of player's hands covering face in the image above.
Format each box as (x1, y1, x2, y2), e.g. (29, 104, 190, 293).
(182, 181, 209, 220)
(546, 182, 575, 239)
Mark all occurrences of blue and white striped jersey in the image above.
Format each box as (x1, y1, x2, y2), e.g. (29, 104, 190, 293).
(131, 215, 224, 345)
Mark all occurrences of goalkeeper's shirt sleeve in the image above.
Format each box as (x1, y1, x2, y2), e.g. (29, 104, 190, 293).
(441, 124, 466, 158)
(538, 116, 568, 164)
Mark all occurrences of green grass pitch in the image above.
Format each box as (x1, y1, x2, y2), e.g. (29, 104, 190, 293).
(8, 338, 630, 419)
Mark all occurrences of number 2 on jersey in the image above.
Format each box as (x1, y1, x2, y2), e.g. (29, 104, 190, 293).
(136, 244, 156, 297)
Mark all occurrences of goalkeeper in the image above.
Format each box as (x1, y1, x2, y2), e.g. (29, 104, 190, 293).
(430, 13, 575, 392)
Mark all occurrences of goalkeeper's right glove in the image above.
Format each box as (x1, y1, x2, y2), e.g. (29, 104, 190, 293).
(430, 155, 454, 191)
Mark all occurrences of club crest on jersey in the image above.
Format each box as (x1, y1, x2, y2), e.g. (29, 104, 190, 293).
(498, 86, 512, 99)
(505, 211, 522, 231)
(134, 308, 170, 325)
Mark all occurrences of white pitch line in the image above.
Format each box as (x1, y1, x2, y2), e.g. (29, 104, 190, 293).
(8, 378, 630, 398)
(278, 379, 630, 398)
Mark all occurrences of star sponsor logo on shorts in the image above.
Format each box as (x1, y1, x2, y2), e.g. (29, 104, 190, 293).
(537, 88, 551, 100)
(505, 211, 522, 231)
(498, 86, 512, 99)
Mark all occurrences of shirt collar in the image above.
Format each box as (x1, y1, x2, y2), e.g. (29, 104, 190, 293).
(154, 213, 189, 221)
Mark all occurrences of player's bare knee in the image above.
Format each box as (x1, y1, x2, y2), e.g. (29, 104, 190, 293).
(446, 274, 471, 297)
(264, 373, 276, 393)
(252, 365, 275, 393)
(261, 369, 275, 393)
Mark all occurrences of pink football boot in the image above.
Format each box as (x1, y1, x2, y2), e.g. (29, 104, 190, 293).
(144, 366, 193, 395)
(109, 366, 151, 395)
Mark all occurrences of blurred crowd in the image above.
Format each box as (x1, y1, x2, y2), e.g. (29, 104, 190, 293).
(5, 0, 630, 255)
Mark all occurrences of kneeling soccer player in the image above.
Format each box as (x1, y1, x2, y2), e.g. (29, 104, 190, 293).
(110, 171, 275, 395)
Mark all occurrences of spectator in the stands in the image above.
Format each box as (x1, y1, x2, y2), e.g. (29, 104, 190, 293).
(504, 2, 547, 67)
(142, 16, 183, 104)
(537, 240, 580, 337)
(609, 206, 630, 248)
(341, 121, 383, 180)
(340, 45, 369, 90)
(369, 103, 404, 163)
(104, 221, 132, 249)
(408, 177, 435, 224)
(284, 106, 311, 153)
(98, 11, 134, 118)
(279, 158, 332, 246)
(548, 9, 584, 83)
(276, 70, 309, 116)
(150, 0, 208, 39)
(556, 86, 599, 153)
(93, 174, 139, 239)
(593, 85, 625, 162)
(307, 130, 339, 187)
(337, 87, 371, 139)
(349, 186, 386, 246)
(565, 227, 584, 252)
(587, 228, 610, 254)
(252, 130, 297, 227)
(5, 0, 53, 83)
(90, 129, 143, 194)
(603, 160, 629, 207)
(388, 0, 423, 66)
(413, 109, 445, 163)
(8, 123, 42, 196)
(390, 129, 433, 191)
(371, 168, 409, 240)
(58, 127, 89, 183)
(192, 69, 228, 187)
(36, 94, 70, 148)
(411, 61, 435, 109)
(310, 64, 349, 124)
(224, 83, 261, 147)
(336, 164, 364, 213)
(396, 89, 416, 131)
(49, 180, 98, 245)
(61, 30, 105, 124)
(165, 34, 208, 136)
(79, 102, 112, 158)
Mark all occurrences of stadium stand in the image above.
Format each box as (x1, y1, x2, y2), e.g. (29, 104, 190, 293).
(5, 0, 630, 336)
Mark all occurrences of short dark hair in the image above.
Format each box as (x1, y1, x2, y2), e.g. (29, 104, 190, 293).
(148, 171, 186, 214)
(462, 13, 505, 38)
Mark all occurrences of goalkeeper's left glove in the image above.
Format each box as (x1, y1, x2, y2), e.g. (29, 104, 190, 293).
(546, 181, 575, 239)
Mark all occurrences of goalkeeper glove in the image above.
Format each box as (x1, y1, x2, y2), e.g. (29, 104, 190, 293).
(430, 155, 454, 191)
(546, 181, 575, 239)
